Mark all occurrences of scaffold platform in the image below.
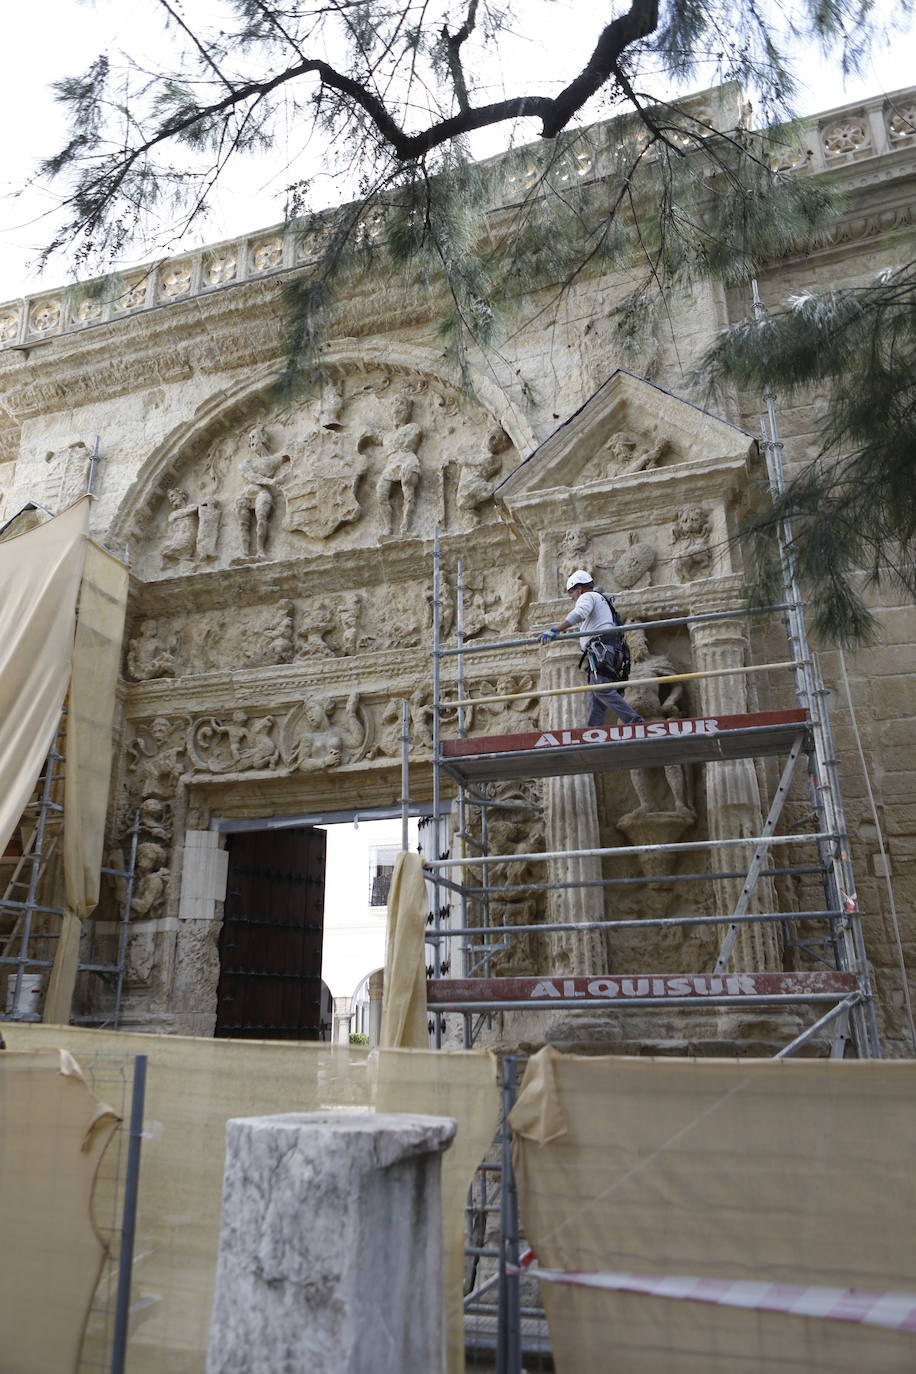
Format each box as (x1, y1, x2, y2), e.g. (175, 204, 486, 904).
(439, 709, 809, 783)
(427, 970, 860, 1013)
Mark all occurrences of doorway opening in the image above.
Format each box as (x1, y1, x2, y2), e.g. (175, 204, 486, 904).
(214, 812, 423, 1041)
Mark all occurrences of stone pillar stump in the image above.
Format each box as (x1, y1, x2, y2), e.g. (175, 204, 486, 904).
(206, 1111, 456, 1374)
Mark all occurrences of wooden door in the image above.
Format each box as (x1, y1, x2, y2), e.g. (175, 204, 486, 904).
(215, 827, 326, 1039)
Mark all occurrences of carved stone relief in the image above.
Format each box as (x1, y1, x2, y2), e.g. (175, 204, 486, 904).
(671, 505, 713, 582)
(468, 781, 546, 977)
(42, 440, 93, 509)
(453, 427, 512, 519)
(479, 674, 539, 736)
(188, 712, 282, 774)
(462, 569, 532, 641)
(616, 627, 696, 885)
(126, 619, 179, 681)
(598, 429, 672, 478)
(607, 531, 657, 591)
(130, 366, 519, 578)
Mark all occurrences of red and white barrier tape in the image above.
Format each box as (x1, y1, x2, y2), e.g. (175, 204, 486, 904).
(509, 1257, 916, 1333)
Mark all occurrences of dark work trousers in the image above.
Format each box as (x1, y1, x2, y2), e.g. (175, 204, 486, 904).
(587, 665, 644, 728)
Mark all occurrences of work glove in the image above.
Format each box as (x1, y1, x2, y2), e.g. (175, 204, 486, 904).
(539, 627, 559, 643)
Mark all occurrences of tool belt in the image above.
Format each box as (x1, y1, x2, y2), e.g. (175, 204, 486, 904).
(578, 632, 631, 684)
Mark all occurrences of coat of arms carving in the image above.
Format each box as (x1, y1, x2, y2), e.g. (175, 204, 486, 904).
(281, 433, 367, 540)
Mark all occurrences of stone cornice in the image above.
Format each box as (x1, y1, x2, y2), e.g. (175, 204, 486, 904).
(127, 515, 522, 616)
(2, 81, 913, 388)
(503, 452, 752, 536)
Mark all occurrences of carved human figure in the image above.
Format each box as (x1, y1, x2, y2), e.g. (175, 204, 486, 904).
(131, 717, 187, 799)
(671, 505, 713, 582)
(190, 711, 280, 774)
(161, 489, 200, 567)
(297, 600, 337, 658)
(139, 798, 172, 843)
(318, 377, 345, 430)
(482, 675, 538, 736)
(265, 601, 295, 664)
(497, 571, 531, 631)
(455, 427, 511, 519)
(625, 629, 692, 816)
(339, 593, 366, 654)
(236, 425, 289, 558)
(602, 430, 669, 476)
(287, 693, 369, 771)
(130, 842, 170, 919)
(246, 716, 280, 770)
(425, 577, 455, 639)
(377, 394, 422, 537)
(126, 619, 178, 681)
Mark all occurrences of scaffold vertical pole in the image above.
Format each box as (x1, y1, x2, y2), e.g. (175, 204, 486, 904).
(497, 1054, 522, 1374)
(432, 529, 443, 1046)
(751, 278, 878, 1057)
(112, 810, 140, 1029)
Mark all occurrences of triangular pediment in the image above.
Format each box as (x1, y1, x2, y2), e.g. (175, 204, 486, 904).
(497, 370, 754, 503)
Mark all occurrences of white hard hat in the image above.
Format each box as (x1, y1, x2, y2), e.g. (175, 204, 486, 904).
(566, 569, 593, 591)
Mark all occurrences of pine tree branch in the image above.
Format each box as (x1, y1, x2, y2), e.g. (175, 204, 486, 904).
(441, 0, 479, 114)
(154, 0, 236, 92)
(540, 0, 661, 138)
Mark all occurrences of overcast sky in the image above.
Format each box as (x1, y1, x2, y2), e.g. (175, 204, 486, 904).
(2, 0, 914, 302)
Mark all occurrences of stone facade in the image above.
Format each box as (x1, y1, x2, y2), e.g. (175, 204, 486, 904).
(1, 83, 914, 1052)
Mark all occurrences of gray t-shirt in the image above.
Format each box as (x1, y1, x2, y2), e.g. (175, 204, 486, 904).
(566, 590, 618, 650)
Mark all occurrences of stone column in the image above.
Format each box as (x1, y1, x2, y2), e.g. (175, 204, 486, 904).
(540, 640, 606, 975)
(688, 617, 780, 971)
(207, 1112, 456, 1374)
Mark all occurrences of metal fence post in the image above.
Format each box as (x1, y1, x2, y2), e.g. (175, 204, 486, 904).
(111, 1053, 147, 1374)
(497, 1054, 522, 1374)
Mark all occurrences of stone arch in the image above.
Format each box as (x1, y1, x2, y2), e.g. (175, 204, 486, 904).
(108, 345, 537, 550)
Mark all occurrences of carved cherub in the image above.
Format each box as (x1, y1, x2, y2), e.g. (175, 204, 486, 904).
(130, 842, 170, 919)
(188, 711, 280, 774)
(139, 798, 172, 843)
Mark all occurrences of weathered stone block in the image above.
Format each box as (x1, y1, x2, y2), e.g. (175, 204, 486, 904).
(207, 1112, 456, 1374)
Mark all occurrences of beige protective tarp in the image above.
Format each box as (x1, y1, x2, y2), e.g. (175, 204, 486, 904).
(0, 1048, 119, 1374)
(0, 498, 89, 861)
(510, 1048, 916, 1374)
(379, 849, 429, 1049)
(4, 1025, 500, 1374)
(45, 538, 129, 1023)
(375, 1048, 500, 1374)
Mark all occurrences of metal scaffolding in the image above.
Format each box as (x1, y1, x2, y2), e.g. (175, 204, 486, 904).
(409, 339, 880, 1061)
(0, 721, 138, 1028)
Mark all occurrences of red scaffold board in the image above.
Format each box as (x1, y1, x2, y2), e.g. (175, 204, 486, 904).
(427, 970, 858, 1009)
(438, 709, 808, 782)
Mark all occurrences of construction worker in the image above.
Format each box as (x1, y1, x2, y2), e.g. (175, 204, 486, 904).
(540, 570, 644, 728)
